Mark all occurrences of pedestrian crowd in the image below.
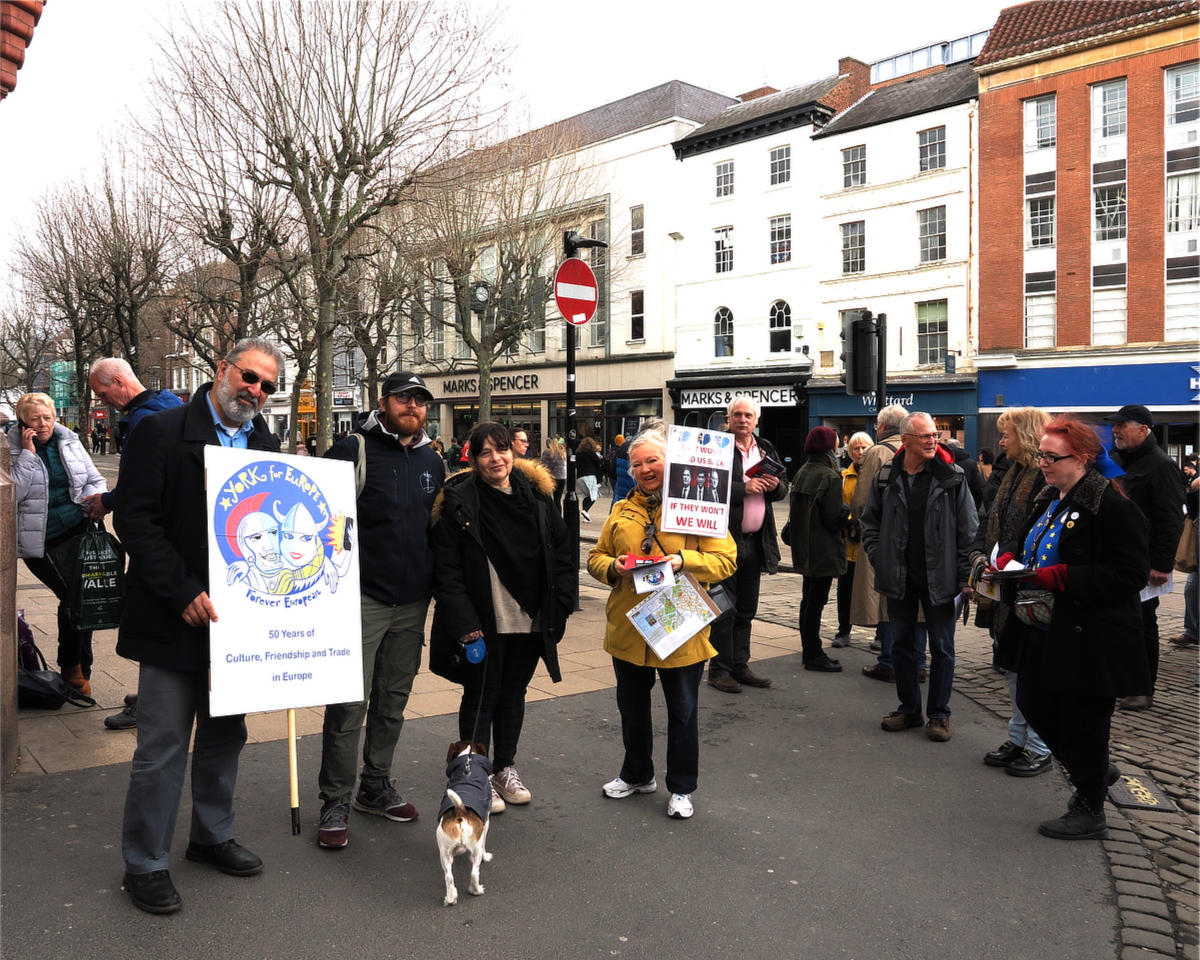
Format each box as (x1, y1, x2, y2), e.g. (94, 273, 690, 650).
(18, 346, 1194, 913)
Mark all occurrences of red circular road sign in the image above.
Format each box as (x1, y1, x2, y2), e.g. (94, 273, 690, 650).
(554, 257, 598, 325)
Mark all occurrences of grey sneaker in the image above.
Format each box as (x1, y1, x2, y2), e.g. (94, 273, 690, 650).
(317, 801, 350, 849)
(352, 779, 418, 821)
(831, 632, 851, 648)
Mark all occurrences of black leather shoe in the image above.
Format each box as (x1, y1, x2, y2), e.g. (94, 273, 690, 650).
(707, 672, 741, 693)
(983, 740, 1023, 767)
(104, 702, 137, 730)
(185, 839, 264, 877)
(732, 668, 772, 688)
(124, 870, 181, 914)
(1006, 750, 1053, 777)
(803, 654, 842, 673)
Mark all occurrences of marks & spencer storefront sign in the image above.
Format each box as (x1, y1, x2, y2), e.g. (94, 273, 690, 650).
(679, 386, 798, 409)
(439, 373, 541, 397)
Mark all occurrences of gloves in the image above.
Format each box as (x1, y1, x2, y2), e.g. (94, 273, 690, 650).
(994, 552, 1016, 571)
(1025, 564, 1068, 592)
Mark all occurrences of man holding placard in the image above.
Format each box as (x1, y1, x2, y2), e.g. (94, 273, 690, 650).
(115, 337, 284, 914)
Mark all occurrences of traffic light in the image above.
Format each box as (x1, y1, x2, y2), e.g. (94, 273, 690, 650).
(840, 310, 877, 396)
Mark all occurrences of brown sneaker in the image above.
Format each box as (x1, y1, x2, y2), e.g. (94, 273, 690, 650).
(926, 717, 952, 742)
(708, 672, 741, 694)
(732, 668, 772, 689)
(317, 801, 350, 849)
(881, 710, 923, 732)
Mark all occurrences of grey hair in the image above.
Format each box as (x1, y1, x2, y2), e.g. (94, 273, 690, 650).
(89, 356, 135, 385)
(627, 423, 667, 458)
(848, 430, 873, 448)
(900, 412, 936, 435)
(876, 403, 908, 431)
(726, 395, 760, 420)
(225, 337, 286, 375)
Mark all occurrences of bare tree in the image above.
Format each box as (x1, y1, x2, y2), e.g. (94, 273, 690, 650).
(0, 294, 65, 395)
(150, 0, 501, 453)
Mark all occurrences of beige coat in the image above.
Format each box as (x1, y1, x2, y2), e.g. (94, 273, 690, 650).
(848, 433, 901, 626)
(587, 487, 737, 668)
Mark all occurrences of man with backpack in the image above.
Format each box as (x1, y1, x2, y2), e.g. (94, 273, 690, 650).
(314, 371, 446, 849)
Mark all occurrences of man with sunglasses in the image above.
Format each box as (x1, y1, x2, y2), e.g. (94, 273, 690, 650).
(861, 412, 977, 742)
(115, 337, 284, 914)
(315, 370, 446, 849)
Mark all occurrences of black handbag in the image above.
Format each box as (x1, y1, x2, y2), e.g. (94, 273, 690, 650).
(17, 645, 96, 710)
(705, 580, 735, 624)
(48, 519, 126, 631)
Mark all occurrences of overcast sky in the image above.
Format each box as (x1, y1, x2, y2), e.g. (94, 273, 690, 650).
(0, 0, 1007, 274)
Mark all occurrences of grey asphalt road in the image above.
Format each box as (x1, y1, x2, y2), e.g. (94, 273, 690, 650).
(1, 648, 1117, 960)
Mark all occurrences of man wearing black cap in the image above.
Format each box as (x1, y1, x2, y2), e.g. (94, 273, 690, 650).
(1106, 403, 1184, 711)
(315, 371, 446, 847)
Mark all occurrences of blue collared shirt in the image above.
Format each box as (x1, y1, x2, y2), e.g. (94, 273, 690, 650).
(205, 392, 255, 449)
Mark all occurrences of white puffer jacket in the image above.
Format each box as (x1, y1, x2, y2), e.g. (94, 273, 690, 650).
(6, 423, 106, 559)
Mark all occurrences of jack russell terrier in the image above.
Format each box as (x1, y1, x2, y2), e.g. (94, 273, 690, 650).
(436, 741, 493, 906)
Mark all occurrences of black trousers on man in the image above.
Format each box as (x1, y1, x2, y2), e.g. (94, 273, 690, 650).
(1140, 598, 1160, 693)
(708, 533, 763, 679)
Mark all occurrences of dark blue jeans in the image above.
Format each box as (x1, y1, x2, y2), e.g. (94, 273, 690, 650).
(886, 587, 956, 719)
(611, 658, 703, 795)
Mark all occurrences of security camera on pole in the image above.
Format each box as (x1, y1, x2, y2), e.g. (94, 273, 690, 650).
(556, 231, 606, 602)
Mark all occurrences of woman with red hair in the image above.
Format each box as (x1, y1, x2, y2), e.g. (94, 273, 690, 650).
(991, 416, 1148, 840)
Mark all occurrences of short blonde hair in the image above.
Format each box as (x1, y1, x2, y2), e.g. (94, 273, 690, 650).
(848, 431, 872, 448)
(15, 393, 55, 423)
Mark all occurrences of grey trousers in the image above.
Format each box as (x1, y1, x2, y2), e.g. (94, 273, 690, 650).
(318, 595, 428, 804)
(122, 663, 248, 874)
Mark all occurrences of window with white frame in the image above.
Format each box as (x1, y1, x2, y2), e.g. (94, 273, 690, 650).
(714, 307, 734, 357)
(714, 227, 733, 273)
(455, 308, 472, 358)
(769, 146, 791, 185)
(842, 145, 865, 187)
(1167, 63, 1198, 125)
(1024, 95, 1056, 150)
(1167, 173, 1200, 232)
(630, 290, 644, 342)
(918, 126, 945, 171)
(526, 311, 545, 354)
(916, 299, 947, 365)
(769, 300, 791, 353)
(918, 206, 946, 262)
(1166, 280, 1200, 341)
(1028, 197, 1056, 246)
(630, 205, 644, 256)
(715, 161, 734, 198)
(1024, 294, 1056, 348)
(769, 215, 791, 264)
(841, 221, 864, 274)
(587, 218, 607, 347)
(1092, 286, 1127, 345)
(1094, 184, 1127, 240)
(1094, 79, 1127, 138)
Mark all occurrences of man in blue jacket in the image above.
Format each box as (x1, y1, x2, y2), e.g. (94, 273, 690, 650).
(315, 371, 446, 849)
(89, 357, 186, 730)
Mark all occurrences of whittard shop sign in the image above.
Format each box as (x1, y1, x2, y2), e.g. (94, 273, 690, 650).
(679, 386, 798, 409)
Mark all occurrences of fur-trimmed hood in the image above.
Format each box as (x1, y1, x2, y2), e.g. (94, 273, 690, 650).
(1030, 466, 1109, 517)
(431, 456, 555, 524)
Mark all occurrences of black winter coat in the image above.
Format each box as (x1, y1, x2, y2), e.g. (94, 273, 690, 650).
(787, 450, 848, 577)
(995, 469, 1150, 697)
(428, 459, 575, 684)
(115, 385, 280, 672)
(1111, 432, 1184, 574)
(728, 436, 786, 575)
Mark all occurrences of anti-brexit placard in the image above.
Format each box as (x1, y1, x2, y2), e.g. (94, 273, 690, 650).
(661, 425, 734, 540)
(205, 446, 362, 717)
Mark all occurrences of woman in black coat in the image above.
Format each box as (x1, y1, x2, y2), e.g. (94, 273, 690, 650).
(429, 422, 575, 814)
(991, 416, 1149, 841)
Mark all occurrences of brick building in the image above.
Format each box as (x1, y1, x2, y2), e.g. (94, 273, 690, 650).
(974, 0, 1199, 457)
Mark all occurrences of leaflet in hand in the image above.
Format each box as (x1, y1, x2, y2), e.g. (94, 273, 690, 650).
(631, 559, 675, 595)
(744, 455, 786, 480)
(626, 573, 721, 660)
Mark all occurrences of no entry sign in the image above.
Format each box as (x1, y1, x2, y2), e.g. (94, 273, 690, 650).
(554, 257, 598, 325)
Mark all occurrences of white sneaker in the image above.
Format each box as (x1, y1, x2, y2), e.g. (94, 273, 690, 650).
(666, 793, 694, 819)
(602, 776, 657, 799)
(489, 780, 506, 815)
(491, 766, 531, 805)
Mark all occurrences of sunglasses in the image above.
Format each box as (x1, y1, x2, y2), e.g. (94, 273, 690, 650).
(229, 361, 277, 395)
(1036, 450, 1073, 464)
(641, 522, 655, 555)
(390, 392, 428, 407)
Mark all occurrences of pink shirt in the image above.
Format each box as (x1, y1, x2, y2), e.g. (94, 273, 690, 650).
(738, 437, 766, 534)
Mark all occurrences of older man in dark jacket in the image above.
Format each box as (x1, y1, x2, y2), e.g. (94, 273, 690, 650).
(115, 338, 284, 914)
(861, 412, 978, 742)
(707, 397, 786, 693)
(1106, 404, 1185, 710)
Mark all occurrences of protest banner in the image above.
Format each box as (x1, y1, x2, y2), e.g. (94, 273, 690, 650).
(205, 446, 362, 718)
(661, 424, 734, 539)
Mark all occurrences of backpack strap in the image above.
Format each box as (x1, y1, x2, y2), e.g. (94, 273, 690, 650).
(353, 434, 366, 498)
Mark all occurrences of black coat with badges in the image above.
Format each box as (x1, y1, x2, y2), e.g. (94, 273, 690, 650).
(114, 384, 280, 673)
(428, 458, 574, 684)
(995, 469, 1150, 697)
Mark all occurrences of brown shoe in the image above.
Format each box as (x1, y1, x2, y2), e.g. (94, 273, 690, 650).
(732, 668, 771, 689)
(62, 665, 91, 698)
(707, 672, 741, 694)
(1117, 695, 1153, 711)
(926, 717, 952, 742)
(1167, 634, 1198, 646)
(881, 710, 923, 732)
(861, 664, 895, 683)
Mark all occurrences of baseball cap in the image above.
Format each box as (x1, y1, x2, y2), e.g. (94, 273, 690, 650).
(381, 371, 434, 402)
(1103, 404, 1153, 427)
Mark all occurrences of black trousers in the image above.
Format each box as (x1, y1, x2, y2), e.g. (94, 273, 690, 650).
(1017, 670, 1115, 809)
(23, 522, 93, 676)
(458, 633, 541, 771)
(708, 533, 764, 677)
(1140, 597, 1160, 693)
(798, 575, 834, 661)
(612, 657, 703, 795)
(835, 560, 856, 635)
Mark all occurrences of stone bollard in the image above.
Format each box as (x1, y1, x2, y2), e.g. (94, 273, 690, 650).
(0, 444, 15, 784)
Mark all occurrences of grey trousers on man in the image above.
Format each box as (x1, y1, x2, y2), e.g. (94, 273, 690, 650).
(318, 595, 429, 803)
(122, 663, 248, 874)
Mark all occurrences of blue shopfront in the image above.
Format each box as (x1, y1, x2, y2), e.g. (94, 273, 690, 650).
(807, 377, 980, 454)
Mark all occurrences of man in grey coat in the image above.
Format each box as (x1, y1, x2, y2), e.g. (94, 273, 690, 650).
(861, 412, 978, 742)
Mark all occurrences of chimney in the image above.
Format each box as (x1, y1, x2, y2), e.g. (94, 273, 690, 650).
(837, 57, 870, 102)
(738, 85, 779, 103)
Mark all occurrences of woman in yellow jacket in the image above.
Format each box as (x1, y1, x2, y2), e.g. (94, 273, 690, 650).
(587, 424, 737, 820)
(833, 431, 872, 647)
